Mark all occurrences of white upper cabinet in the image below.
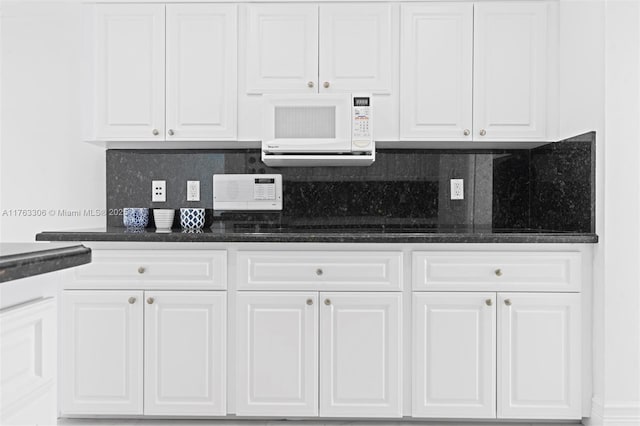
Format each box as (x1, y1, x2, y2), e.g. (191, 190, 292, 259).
(235, 292, 319, 417)
(319, 292, 402, 418)
(400, 3, 473, 140)
(244, 4, 318, 94)
(94, 4, 165, 141)
(412, 293, 496, 418)
(91, 4, 237, 142)
(474, 2, 549, 140)
(144, 291, 226, 416)
(319, 4, 394, 93)
(61, 291, 144, 415)
(498, 293, 581, 419)
(166, 4, 237, 140)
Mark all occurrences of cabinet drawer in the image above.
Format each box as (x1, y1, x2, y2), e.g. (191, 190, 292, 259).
(237, 251, 402, 290)
(412, 252, 581, 291)
(70, 250, 226, 290)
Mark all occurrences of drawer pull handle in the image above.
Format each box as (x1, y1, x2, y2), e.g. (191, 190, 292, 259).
(323, 81, 330, 89)
(316, 268, 323, 276)
(147, 297, 155, 305)
(495, 268, 503, 277)
(128, 297, 136, 304)
(306, 298, 313, 306)
(504, 299, 512, 306)
(324, 299, 331, 306)
(138, 267, 145, 274)
(485, 299, 492, 306)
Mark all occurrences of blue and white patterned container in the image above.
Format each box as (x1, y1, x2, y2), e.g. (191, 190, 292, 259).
(180, 208, 205, 229)
(123, 208, 149, 228)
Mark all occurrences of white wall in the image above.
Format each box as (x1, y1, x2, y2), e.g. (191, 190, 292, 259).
(0, 1, 105, 242)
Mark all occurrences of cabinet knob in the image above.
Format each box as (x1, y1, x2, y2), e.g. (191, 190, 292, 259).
(168, 129, 174, 136)
(463, 129, 470, 136)
(138, 266, 145, 274)
(152, 129, 159, 136)
(324, 298, 331, 306)
(128, 297, 136, 304)
(495, 268, 503, 277)
(504, 299, 512, 306)
(479, 129, 487, 136)
(323, 81, 330, 89)
(306, 298, 313, 306)
(485, 298, 492, 306)
(307, 81, 315, 88)
(147, 297, 155, 305)
(316, 268, 323, 276)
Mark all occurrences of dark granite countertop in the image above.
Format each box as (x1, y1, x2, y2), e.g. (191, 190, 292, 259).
(36, 225, 598, 244)
(0, 243, 92, 283)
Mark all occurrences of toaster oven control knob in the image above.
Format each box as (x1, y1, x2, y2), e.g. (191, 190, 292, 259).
(168, 129, 174, 136)
(463, 129, 470, 136)
(152, 129, 159, 136)
(307, 81, 314, 88)
(479, 129, 487, 136)
(323, 81, 330, 89)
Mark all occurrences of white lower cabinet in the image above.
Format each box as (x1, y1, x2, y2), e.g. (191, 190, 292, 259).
(498, 293, 581, 419)
(62, 290, 226, 416)
(236, 292, 402, 418)
(413, 292, 581, 420)
(412, 292, 496, 418)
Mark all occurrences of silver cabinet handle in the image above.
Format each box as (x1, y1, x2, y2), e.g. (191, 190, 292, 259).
(168, 129, 174, 136)
(463, 129, 470, 136)
(152, 129, 159, 136)
(485, 299, 492, 306)
(323, 81, 330, 89)
(316, 268, 323, 276)
(324, 299, 331, 306)
(128, 297, 136, 304)
(504, 299, 512, 306)
(307, 81, 315, 88)
(495, 268, 503, 277)
(306, 298, 313, 306)
(479, 129, 487, 136)
(147, 297, 154, 305)
(138, 267, 145, 274)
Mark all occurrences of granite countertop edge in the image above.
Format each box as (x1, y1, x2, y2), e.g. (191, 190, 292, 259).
(0, 245, 92, 284)
(35, 231, 599, 244)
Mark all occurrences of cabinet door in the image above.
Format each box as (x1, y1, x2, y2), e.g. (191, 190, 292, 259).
(244, 4, 318, 93)
(144, 291, 226, 415)
(235, 292, 318, 416)
(474, 2, 548, 140)
(61, 291, 143, 415)
(400, 3, 473, 140)
(166, 4, 237, 141)
(319, 292, 402, 417)
(94, 4, 165, 141)
(498, 293, 581, 419)
(412, 293, 496, 418)
(319, 4, 396, 93)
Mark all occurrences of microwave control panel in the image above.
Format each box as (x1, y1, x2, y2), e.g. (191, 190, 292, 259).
(213, 174, 282, 211)
(352, 96, 372, 150)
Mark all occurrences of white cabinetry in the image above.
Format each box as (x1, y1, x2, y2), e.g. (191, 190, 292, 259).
(235, 292, 319, 416)
(413, 293, 496, 418)
(319, 292, 402, 417)
(401, 1, 554, 142)
(91, 4, 237, 142)
(62, 290, 226, 416)
(498, 293, 581, 419)
(239, 3, 398, 140)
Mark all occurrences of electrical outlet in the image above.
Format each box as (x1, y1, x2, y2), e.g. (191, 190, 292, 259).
(152, 180, 166, 202)
(187, 180, 200, 202)
(450, 179, 464, 200)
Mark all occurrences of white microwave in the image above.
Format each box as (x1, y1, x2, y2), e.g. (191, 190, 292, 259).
(261, 93, 375, 167)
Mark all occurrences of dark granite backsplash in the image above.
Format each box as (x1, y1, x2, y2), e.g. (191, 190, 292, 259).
(106, 132, 595, 232)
